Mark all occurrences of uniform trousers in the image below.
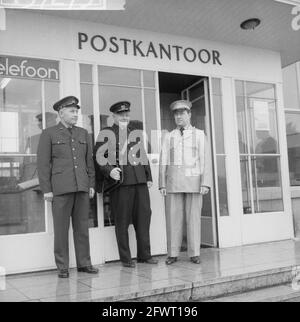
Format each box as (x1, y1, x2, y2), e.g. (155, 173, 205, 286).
(110, 184, 152, 263)
(165, 193, 203, 258)
(52, 192, 92, 270)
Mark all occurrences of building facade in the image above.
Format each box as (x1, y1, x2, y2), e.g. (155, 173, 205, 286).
(0, 10, 296, 274)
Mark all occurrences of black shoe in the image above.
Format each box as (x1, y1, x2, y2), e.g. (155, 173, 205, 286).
(77, 266, 99, 274)
(190, 256, 201, 264)
(122, 261, 136, 268)
(58, 269, 69, 278)
(165, 257, 177, 265)
(137, 258, 158, 264)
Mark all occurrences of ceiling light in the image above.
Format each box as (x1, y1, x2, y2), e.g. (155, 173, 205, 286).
(240, 18, 261, 30)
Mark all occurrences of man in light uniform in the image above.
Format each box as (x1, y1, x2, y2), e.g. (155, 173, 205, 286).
(159, 100, 211, 265)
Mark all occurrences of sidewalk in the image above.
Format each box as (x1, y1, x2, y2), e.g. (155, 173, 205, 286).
(1, 239, 300, 302)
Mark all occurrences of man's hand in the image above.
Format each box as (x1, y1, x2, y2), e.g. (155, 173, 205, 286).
(200, 186, 210, 195)
(110, 167, 122, 181)
(160, 188, 167, 197)
(147, 181, 153, 189)
(89, 188, 95, 199)
(44, 192, 53, 202)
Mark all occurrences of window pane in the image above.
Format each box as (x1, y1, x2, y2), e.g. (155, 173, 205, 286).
(143, 70, 155, 88)
(98, 66, 141, 87)
(251, 156, 283, 213)
(283, 64, 300, 110)
(212, 95, 225, 154)
(44, 81, 60, 129)
(80, 83, 94, 136)
(0, 78, 42, 154)
(80, 64, 93, 83)
(236, 81, 283, 215)
(189, 82, 204, 101)
(144, 89, 157, 153)
(249, 99, 279, 154)
(217, 155, 229, 216)
(240, 156, 252, 214)
(80, 82, 97, 228)
(246, 81, 275, 100)
(191, 97, 206, 131)
(236, 96, 249, 154)
(98, 85, 143, 129)
(0, 156, 45, 235)
(212, 78, 222, 95)
(286, 112, 300, 186)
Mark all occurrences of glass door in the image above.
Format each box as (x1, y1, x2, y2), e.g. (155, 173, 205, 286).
(235, 80, 294, 244)
(94, 66, 167, 262)
(181, 78, 217, 247)
(0, 75, 60, 274)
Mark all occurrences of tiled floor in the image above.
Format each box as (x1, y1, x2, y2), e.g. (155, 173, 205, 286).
(1, 239, 300, 302)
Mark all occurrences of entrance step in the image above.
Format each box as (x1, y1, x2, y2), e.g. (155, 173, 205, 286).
(205, 284, 300, 302)
(125, 265, 300, 302)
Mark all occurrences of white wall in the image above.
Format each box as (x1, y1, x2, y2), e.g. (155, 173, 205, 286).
(0, 10, 283, 83)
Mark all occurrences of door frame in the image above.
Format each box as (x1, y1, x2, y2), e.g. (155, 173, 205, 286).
(180, 77, 218, 247)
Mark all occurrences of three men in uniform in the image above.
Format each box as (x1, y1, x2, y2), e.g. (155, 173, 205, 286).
(37, 95, 211, 273)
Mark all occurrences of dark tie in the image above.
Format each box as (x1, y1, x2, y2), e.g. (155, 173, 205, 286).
(180, 127, 185, 136)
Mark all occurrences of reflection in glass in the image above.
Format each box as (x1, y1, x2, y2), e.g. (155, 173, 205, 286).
(98, 66, 140, 87)
(251, 156, 283, 213)
(212, 78, 229, 217)
(45, 81, 60, 121)
(240, 156, 252, 214)
(285, 113, 300, 186)
(236, 96, 249, 154)
(0, 78, 42, 155)
(80, 67, 98, 228)
(0, 156, 45, 235)
(217, 156, 229, 216)
(236, 81, 283, 214)
(213, 95, 225, 154)
(98, 86, 143, 129)
(80, 64, 93, 83)
(143, 70, 155, 88)
(189, 82, 204, 102)
(144, 89, 157, 153)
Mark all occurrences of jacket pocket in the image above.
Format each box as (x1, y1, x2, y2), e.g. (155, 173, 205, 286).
(52, 168, 63, 175)
(52, 140, 67, 145)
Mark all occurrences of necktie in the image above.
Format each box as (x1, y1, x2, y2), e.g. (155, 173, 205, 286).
(180, 127, 185, 136)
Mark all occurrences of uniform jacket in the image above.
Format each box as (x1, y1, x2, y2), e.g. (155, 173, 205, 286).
(159, 126, 212, 193)
(94, 123, 152, 193)
(37, 122, 95, 196)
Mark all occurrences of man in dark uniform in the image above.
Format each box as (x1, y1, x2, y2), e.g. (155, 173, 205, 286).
(37, 96, 99, 278)
(94, 101, 158, 268)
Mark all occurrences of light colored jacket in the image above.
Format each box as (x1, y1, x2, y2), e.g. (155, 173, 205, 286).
(159, 126, 212, 193)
